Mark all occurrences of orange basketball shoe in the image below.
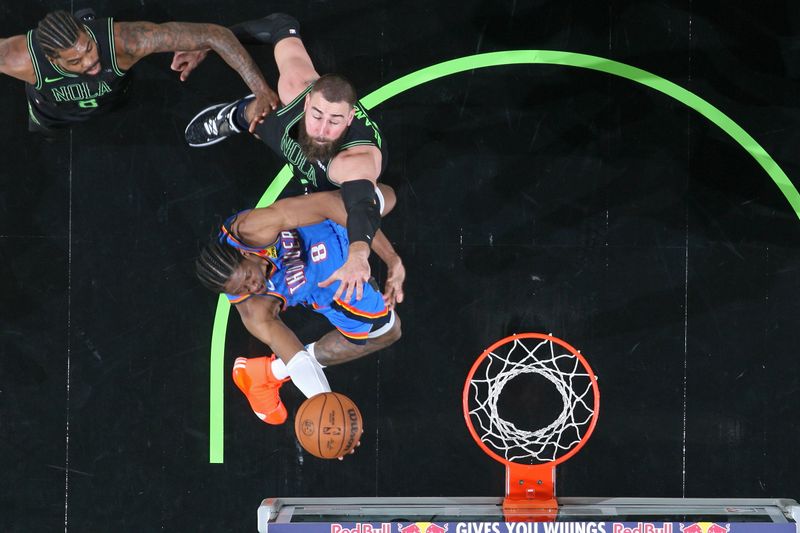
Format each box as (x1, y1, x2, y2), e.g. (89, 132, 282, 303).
(232, 355, 289, 425)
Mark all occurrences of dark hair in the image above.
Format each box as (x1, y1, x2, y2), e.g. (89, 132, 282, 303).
(311, 73, 357, 107)
(36, 10, 84, 59)
(196, 238, 243, 293)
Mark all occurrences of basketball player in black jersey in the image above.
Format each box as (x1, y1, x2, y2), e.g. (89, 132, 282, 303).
(0, 10, 279, 134)
(181, 14, 401, 307)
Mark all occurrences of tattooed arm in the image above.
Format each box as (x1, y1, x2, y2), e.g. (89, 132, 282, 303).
(114, 21, 278, 126)
(0, 35, 36, 84)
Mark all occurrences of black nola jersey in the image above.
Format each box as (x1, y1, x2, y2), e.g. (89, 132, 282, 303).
(25, 17, 129, 121)
(254, 83, 388, 193)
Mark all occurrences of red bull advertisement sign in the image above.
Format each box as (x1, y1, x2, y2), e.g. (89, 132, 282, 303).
(263, 522, 795, 533)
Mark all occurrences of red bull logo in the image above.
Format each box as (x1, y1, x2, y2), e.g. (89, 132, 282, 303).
(398, 523, 449, 533)
(331, 524, 392, 533)
(680, 524, 730, 533)
(612, 524, 673, 533)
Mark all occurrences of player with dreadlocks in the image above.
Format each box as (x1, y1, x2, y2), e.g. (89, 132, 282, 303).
(0, 9, 278, 134)
(196, 186, 404, 425)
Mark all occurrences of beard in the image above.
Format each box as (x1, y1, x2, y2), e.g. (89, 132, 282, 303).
(298, 120, 346, 164)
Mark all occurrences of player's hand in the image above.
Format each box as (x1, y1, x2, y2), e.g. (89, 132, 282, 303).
(318, 242, 371, 302)
(383, 259, 405, 309)
(170, 49, 209, 81)
(247, 89, 280, 133)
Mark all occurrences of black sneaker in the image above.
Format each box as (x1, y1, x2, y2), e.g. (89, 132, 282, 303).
(184, 100, 243, 147)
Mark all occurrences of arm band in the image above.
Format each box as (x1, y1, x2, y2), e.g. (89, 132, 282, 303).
(230, 13, 301, 45)
(341, 180, 381, 247)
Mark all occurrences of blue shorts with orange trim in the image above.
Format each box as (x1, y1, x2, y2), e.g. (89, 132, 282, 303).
(309, 279, 390, 345)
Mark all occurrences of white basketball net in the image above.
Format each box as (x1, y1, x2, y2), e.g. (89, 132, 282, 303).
(466, 336, 597, 464)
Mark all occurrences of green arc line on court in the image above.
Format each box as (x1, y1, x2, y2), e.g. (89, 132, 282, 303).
(208, 49, 799, 463)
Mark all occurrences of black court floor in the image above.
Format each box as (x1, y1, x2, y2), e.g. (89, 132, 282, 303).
(1, 1, 800, 531)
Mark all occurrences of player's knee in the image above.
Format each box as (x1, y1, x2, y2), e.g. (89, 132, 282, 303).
(266, 13, 301, 40)
(235, 12, 301, 45)
(382, 313, 402, 345)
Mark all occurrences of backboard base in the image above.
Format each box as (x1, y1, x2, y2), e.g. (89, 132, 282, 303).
(257, 497, 800, 533)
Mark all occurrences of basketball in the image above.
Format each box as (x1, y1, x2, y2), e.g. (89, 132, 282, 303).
(294, 392, 363, 459)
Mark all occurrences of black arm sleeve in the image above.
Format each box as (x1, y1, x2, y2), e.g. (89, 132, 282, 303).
(341, 180, 381, 247)
(229, 13, 301, 45)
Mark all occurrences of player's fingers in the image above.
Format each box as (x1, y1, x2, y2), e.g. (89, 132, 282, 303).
(331, 280, 345, 302)
(355, 279, 364, 301)
(343, 281, 355, 303)
(248, 117, 259, 133)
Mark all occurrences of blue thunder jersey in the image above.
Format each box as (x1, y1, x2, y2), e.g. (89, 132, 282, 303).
(25, 17, 130, 125)
(253, 83, 388, 195)
(221, 216, 390, 343)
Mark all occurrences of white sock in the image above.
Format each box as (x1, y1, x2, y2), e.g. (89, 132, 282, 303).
(270, 357, 290, 380)
(271, 345, 325, 379)
(305, 343, 326, 368)
(285, 350, 331, 398)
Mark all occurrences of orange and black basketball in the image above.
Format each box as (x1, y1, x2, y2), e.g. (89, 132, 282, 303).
(294, 392, 363, 459)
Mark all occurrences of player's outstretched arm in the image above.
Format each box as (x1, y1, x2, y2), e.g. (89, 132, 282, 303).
(232, 190, 348, 247)
(235, 296, 305, 362)
(316, 176, 397, 303)
(372, 231, 405, 308)
(0, 35, 36, 84)
(318, 230, 405, 305)
(233, 184, 403, 304)
(171, 13, 298, 79)
(114, 21, 278, 121)
(233, 184, 395, 247)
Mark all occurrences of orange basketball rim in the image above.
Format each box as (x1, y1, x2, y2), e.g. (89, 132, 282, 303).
(462, 332, 600, 520)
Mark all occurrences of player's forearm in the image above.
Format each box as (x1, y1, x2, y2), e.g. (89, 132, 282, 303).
(347, 241, 371, 263)
(243, 315, 305, 360)
(0, 37, 8, 72)
(189, 25, 272, 96)
(236, 192, 345, 245)
(122, 22, 271, 95)
(0, 35, 36, 83)
(371, 230, 402, 270)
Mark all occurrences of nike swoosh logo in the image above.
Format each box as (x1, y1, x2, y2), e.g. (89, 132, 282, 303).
(44, 76, 64, 83)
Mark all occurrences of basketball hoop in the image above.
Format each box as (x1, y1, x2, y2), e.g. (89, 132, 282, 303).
(462, 333, 600, 521)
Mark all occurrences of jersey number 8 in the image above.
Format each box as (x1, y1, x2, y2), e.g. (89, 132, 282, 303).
(310, 243, 328, 263)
